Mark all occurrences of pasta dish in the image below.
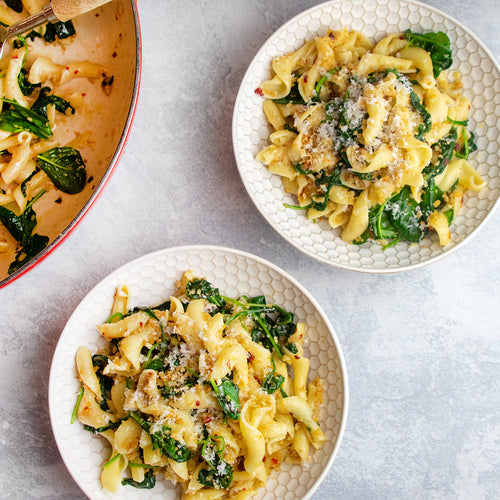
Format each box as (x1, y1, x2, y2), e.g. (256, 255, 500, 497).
(0, 0, 112, 274)
(73, 271, 325, 499)
(255, 28, 486, 248)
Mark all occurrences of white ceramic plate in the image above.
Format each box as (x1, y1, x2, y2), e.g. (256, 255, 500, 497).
(232, 0, 500, 273)
(48, 245, 348, 500)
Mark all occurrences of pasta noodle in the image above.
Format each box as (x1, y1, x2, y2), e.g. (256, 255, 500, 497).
(255, 28, 486, 247)
(0, 0, 113, 274)
(73, 270, 324, 498)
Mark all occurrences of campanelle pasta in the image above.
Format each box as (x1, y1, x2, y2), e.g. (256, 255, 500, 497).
(256, 28, 486, 247)
(73, 271, 324, 499)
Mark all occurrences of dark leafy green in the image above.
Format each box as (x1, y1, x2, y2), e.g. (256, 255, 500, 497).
(420, 178, 450, 220)
(44, 20, 76, 42)
(385, 187, 424, 243)
(37, 147, 86, 194)
(423, 128, 458, 179)
(92, 354, 113, 411)
(18, 68, 41, 97)
(0, 98, 52, 139)
(198, 436, 233, 489)
(84, 421, 120, 434)
(410, 90, 432, 141)
(9, 233, 49, 274)
(285, 166, 345, 212)
(224, 295, 297, 358)
(130, 412, 192, 462)
(404, 30, 453, 77)
(455, 129, 478, 160)
(0, 190, 49, 274)
(186, 278, 226, 313)
(31, 87, 75, 118)
(122, 469, 156, 489)
(0, 191, 43, 246)
(5, 0, 23, 13)
(210, 378, 241, 420)
(272, 80, 306, 105)
(262, 358, 285, 394)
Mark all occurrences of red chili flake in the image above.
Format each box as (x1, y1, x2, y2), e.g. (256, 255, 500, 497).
(255, 87, 264, 97)
(262, 457, 266, 462)
(65, 67, 70, 70)
(444, 158, 450, 166)
(271, 458, 278, 465)
(139, 322, 144, 327)
(204, 415, 213, 424)
(295, 355, 300, 359)
(195, 400, 200, 407)
(247, 352, 255, 362)
(227, 360, 231, 368)
(74, 70, 79, 74)
(304, 75, 308, 83)
(112, 52, 117, 58)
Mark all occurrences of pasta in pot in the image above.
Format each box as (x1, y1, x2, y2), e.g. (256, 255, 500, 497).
(0, 0, 112, 275)
(73, 270, 325, 498)
(255, 27, 486, 248)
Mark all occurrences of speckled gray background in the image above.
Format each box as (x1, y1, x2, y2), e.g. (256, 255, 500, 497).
(1, 0, 499, 499)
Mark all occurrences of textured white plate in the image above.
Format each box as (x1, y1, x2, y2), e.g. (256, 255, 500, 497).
(232, 0, 500, 273)
(48, 245, 348, 500)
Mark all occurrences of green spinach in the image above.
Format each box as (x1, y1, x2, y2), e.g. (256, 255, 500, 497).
(210, 377, 241, 420)
(44, 20, 76, 42)
(18, 68, 41, 97)
(262, 358, 285, 394)
(0, 99, 52, 139)
(37, 147, 86, 194)
(122, 469, 156, 489)
(186, 278, 226, 313)
(0, 190, 49, 274)
(272, 81, 306, 105)
(385, 186, 423, 243)
(31, 87, 75, 118)
(404, 30, 453, 77)
(410, 90, 432, 141)
(130, 412, 192, 462)
(198, 436, 233, 489)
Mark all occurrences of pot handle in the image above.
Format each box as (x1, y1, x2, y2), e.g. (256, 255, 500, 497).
(51, 0, 113, 22)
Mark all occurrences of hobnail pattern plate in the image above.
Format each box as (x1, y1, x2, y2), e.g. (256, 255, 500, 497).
(232, 0, 500, 273)
(48, 245, 348, 500)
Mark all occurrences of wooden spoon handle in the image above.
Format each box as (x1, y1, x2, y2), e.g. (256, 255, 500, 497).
(51, 0, 113, 22)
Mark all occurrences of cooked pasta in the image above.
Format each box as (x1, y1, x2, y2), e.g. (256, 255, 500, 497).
(73, 270, 324, 498)
(255, 28, 486, 247)
(0, 0, 112, 274)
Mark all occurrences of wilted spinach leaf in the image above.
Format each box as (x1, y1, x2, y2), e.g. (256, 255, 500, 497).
(122, 469, 156, 489)
(37, 147, 86, 194)
(31, 87, 75, 117)
(44, 20, 76, 42)
(404, 30, 453, 77)
(0, 98, 52, 139)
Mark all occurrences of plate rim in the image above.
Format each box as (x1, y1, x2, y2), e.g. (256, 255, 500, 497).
(232, 0, 500, 274)
(48, 244, 350, 500)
